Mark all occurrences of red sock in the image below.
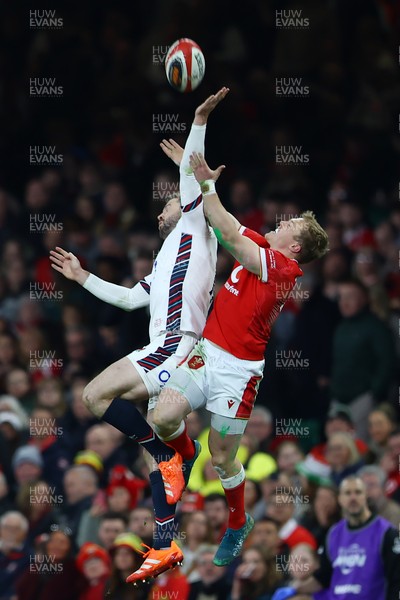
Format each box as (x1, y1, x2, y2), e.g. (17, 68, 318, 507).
(165, 425, 195, 460)
(224, 481, 246, 529)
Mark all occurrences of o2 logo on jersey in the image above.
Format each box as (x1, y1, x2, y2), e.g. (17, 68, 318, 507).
(158, 370, 171, 387)
(231, 265, 243, 283)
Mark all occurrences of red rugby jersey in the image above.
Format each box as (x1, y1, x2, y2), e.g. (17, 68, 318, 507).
(204, 227, 303, 360)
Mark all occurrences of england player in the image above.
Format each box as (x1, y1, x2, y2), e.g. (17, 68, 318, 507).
(49, 89, 228, 570)
(126, 152, 329, 582)
(271, 476, 400, 600)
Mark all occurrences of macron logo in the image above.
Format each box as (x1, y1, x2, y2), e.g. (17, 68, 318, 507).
(227, 400, 235, 409)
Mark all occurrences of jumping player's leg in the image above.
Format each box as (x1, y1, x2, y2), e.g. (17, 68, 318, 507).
(82, 357, 148, 418)
(208, 415, 254, 566)
(82, 355, 176, 465)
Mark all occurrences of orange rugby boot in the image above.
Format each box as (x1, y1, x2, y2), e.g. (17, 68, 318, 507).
(158, 452, 185, 504)
(126, 540, 183, 584)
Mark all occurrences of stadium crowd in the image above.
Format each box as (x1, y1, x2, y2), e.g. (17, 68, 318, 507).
(0, 0, 399, 598)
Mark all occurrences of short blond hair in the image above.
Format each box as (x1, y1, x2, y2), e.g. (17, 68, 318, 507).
(295, 211, 329, 264)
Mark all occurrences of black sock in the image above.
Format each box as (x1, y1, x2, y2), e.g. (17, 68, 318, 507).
(150, 470, 177, 549)
(103, 397, 174, 462)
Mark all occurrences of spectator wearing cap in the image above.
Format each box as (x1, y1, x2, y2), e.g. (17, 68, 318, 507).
(0, 411, 25, 458)
(58, 465, 98, 541)
(107, 532, 145, 600)
(28, 407, 70, 495)
(330, 280, 395, 440)
(12, 445, 43, 492)
(0, 510, 31, 600)
(106, 465, 147, 516)
(16, 525, 83, 600)
(77, 542, 111, 600)
(358, 465, 400, 527)
(325, 432, 365, 487)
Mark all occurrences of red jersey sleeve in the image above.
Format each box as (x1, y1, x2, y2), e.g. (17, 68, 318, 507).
(239, 225, 270, 248)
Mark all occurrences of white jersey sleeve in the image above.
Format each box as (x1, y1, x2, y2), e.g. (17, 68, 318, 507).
(179, 123, 209, 236)
(82, 273, 152, 311)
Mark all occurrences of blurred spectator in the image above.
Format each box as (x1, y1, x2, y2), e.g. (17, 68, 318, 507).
(16, 480, 59, 544)
(16, 526, 83, 600)
(309, 405, 369, 467)
(325, 432, 364, 486)
(59, 376, 97, 460)
(382, 429, 400, 502)
(246, 517, 289, 559)
(12, 445, 43, 489)
(59, 465, 98, 541)
(367, 403, 397, 461)
(178, 511, 214, 581)
(85, 424, 128, 487)
(229, 179, 263, 233)
(286, 543, 327, 599)
(76, 542, 111, 600)
(188, 544, 230, 600)
(3, 368, 35, 413)
(35, 378, 67, 418)
(338, 202, 375, 251)
(106, 466, 147, 516)
(78, 506, 127, 550)
(107, 532, 146, 600)
(358, 465, 400, 527)
(299, 485, 341, 547)
(229, 546, 283, 600)
(0, 472, 13, 517)
(0, 511, 30, 600)
(0, 411, 25, 458)
(203, 494, 229, 545)
(244, 479, 263, 518)
(28, 407, 70, 494)
(266, 489, 318, 550)
(330, 280, 395, 439)
(128, 507, 154, 547)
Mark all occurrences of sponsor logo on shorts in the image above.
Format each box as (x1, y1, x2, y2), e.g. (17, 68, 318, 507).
(227, 399, 235, 409)
(188, 355, 204, 370)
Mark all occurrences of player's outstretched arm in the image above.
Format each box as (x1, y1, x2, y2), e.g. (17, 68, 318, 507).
(50, 246, 151, 311)
(50, 247, 89, 284)
(189, 152, 261, 276)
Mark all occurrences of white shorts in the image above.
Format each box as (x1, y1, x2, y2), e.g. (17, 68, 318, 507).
(165, 338, 264, 423)
(126, 333, 197, 409)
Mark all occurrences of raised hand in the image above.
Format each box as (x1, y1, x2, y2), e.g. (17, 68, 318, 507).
(194, 86, 230, 125)
(49, 246, 87, 284)
(160, 138, 184, 166)
(189, 151, 225, 184)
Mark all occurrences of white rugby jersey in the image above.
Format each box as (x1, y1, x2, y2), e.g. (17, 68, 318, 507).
(83, 123, 217, 342)
(84, 200, 216, 341)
